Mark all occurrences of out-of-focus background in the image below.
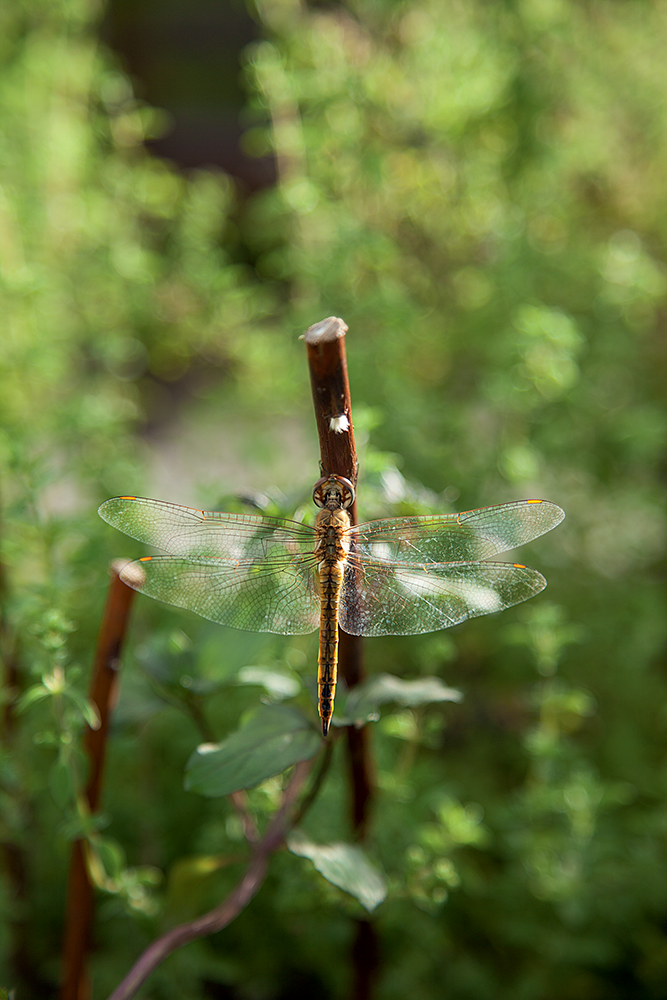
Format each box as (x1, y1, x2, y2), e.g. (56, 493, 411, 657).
(2, 0, 666, 996)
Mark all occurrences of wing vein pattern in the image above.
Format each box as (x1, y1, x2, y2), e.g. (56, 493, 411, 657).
(99, 497, 320, 634)
(99, 496, 564, 638)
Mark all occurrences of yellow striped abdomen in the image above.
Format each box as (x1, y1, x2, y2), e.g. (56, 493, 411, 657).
(315, 506, 351, 736)
(318, 560, 345, 736)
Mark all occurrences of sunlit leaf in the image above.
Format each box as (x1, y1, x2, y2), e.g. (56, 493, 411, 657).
(236, 665, 301, 699)
(288, 831, 388, 912)
(287, 831, 387, 913)
(341, 673, 462, 726)
(14, 684, 50, 714)
(65, 688, 101, 729)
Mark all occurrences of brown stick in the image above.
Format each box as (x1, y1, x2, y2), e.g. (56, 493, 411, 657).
(303, 319, 379, 1000)
(105, 759, 312, 1000)
(302, 317, 359, 488)
(352, 917, 380, 1000)
(60, 561, 136, 1000)
(302, 317, 374, 838)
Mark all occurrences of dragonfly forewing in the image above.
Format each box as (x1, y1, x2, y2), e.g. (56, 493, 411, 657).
(99, 497, 316, 561)
(349, 499, 564, 564)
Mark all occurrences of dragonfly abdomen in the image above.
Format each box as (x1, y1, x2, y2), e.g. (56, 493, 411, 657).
(318, 559, 345, 736)
(315, 506, 351, 736)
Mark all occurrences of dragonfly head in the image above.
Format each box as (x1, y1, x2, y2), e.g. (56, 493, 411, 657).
(312, 475, 355, 511)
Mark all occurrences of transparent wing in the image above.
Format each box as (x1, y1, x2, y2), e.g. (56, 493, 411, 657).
(100, 496, 562, 637)
(340, 559, 548, 637)
(119, 555, 321, 635)
(349, 500, 564, 564)
(98, 496, 316, 560)
(100, 496, 320, 634)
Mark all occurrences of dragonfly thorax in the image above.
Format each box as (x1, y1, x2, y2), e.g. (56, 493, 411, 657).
(314, 507, 352, 563)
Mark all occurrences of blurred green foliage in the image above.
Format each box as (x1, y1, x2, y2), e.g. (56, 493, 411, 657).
(1, 0, 667, 997)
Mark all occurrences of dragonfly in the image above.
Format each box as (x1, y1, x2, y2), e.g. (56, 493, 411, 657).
(99, 475, 564, 736)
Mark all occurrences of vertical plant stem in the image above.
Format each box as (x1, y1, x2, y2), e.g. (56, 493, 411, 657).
(302, 317, 378, 1000)
(60, 561, 136, 1000)
(302, 316, 374, 834)
(352, 917, 380, 1000)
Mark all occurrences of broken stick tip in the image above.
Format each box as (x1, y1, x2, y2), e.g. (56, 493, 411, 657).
(301, 317, 348, 344)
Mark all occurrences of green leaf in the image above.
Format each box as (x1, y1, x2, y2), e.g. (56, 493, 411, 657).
(66, 689, 101, 729)
(14, 684, 50, 714)
(236, 665, 301, 700)
(185, 705, 321, 797)
(288, 831, 387, 912)
(96, 836, 127, 880)
(341, 673, 462, 726)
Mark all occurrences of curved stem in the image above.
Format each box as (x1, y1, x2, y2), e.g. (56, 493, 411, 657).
(106, 759, 312, 1000)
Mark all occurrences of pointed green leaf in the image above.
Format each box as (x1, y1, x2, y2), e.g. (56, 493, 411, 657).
(185, 705, 321, 797)
(15, 684, 50, 714)
(342, 673, 462, 726)
(66, 689, 101, 729)
(288, 831, 387, 912)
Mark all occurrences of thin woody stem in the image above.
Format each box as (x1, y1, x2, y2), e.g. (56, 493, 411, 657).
(61, 561, 136, 1000)
(105, 760, 312, 1000)
(302, 319, 378, 1000)
(302, 317, 374, 838)
(302, 317, 359, 490)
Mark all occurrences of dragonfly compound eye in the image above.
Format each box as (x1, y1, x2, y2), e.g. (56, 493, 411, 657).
(312, 475, 355, 509)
